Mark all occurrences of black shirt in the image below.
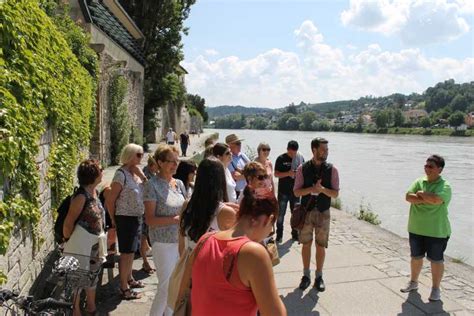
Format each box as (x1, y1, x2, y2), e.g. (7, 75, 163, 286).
(180, 133, 189, 144)
(275, 153, 295, 195)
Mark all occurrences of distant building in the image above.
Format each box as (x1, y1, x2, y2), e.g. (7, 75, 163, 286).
(403, 109, 428, 123)
(466, 112, 474, 127)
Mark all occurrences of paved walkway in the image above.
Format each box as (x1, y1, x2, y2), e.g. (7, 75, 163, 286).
(94, 208, 473, 315)
(95, 132, 474, 315)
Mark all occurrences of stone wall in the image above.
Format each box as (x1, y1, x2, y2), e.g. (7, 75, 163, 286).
(152, 105, 203, 142)
(0, 129, 56, 294)
(90, 50, 144, 166)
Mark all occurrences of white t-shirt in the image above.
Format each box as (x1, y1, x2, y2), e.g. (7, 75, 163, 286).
(166, 131, 175, 142)
(225, 168, 237, 203)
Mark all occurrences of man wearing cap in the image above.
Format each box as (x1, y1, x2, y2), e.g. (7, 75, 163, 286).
(400, 154, 452, 302)
(274, 140, 305, 243)
(294, 137, 339, 292)
(225, 134, 250, 198)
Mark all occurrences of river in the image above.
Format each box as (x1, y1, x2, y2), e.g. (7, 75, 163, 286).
(207, 128, 474, 266)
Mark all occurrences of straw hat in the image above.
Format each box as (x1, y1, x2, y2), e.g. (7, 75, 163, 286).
(225, 133, 244, 144)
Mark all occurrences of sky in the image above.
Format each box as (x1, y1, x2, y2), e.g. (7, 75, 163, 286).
(182, 0, 474, 108)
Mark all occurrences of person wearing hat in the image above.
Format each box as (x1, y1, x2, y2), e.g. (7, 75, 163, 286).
(274, 140, 305, 243)
(166, 128, 178, 145)
(225, 134, 250, 199)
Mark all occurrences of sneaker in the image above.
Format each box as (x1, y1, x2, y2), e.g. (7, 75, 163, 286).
(314, 276, 325, 292)
(428, 288, 441, 301)
(299, 275, 311, 290)
(291, 230, 299, 241)
(400, 280, 418, 293)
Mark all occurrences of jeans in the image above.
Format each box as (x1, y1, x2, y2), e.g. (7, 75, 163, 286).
(277, 192, 298, 239)
(180, 144, 188, 156)
(150, 242, 179, 316)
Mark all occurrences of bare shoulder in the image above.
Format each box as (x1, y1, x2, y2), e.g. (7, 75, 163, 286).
(239, 241, 269, 262)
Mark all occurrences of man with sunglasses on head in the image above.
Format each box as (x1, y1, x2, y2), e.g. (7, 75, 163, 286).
(225, 134, 250, 199)
(274, 140, 305, 243)
(401, 154, 452, 302)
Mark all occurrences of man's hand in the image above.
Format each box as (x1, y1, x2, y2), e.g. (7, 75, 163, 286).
(310, 180, 323, 194)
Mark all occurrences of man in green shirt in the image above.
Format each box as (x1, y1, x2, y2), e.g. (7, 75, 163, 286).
(400, 154, 452, 301)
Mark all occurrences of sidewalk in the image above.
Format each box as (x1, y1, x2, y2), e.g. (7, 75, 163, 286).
(95, 208, 473, 315)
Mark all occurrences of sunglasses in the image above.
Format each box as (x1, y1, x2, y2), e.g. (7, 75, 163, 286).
(261, 148, 271, 152)
(256, 174, 269, 181)
(234, 142, 242, 146)
(136, 153, 144, 158)
(224, 151, 231, 156)
(424, 164, 436, 169)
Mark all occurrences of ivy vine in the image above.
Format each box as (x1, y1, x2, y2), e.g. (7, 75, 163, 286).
(0, 0, 97, 282)
(109, 74, 130, 165)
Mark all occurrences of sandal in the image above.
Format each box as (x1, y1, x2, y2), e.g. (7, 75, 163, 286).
(128, 279, 145, 288)
(142, 263, 155, 274)
(120, 288, 142, 300)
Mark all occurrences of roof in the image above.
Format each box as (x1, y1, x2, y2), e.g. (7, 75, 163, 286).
(80, 0, 146, 65)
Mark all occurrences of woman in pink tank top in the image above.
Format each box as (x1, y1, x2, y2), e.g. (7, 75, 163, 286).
(179, 186, 286, 316)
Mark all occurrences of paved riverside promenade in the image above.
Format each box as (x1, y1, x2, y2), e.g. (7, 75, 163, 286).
(96, 134, 474, 315)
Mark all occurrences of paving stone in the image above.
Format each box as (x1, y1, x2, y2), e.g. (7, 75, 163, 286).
(378, 276, 465, 314)
(278, 287, 331, 315)
(314, 280, 424, 315)
(325, 244, 382, 268)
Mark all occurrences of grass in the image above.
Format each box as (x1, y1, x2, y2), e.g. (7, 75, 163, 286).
(331, 197, 342, 210)
(356, 201, 381, 225)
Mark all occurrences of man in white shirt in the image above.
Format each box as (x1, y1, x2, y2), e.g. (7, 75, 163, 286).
(166, 128, 178, 145)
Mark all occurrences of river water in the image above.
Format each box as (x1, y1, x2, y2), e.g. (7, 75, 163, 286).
(208, 128, 474, 266)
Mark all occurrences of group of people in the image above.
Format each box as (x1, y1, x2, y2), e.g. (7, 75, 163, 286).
(63, 131, 453, 315)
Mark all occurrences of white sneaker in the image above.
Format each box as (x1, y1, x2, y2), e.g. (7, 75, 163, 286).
(400, 280, 419, 293)
(429, 287, 441, 301)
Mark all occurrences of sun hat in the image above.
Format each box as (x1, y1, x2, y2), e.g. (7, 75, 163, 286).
(225, 134, 244, 144)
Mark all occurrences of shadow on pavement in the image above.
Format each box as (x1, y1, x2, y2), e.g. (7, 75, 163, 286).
(398, 291, 447, 316)
(281, 288, 321, 315)
(277, 239, 295, 258)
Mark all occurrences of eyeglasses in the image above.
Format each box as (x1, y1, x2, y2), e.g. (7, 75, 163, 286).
(165, 159, 179, 164)
(261, 148, 271, 152)
(256, 174, 269, 181)
(136, 153, 144, 158)
(424, 164, 436, 169)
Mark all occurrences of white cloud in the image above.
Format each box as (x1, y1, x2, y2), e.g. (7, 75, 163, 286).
(341, 0, 471, 45)
(204, 49, 219, 56)
(183, 20, 474, 108)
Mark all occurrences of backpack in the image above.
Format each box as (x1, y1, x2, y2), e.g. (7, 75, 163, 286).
(54, 187, 89, 244)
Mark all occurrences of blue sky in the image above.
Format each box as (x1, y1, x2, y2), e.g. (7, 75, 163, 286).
(182, 0, 474, 108)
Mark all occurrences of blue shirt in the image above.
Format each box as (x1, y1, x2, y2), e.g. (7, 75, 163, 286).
(228, 152, 250, 192)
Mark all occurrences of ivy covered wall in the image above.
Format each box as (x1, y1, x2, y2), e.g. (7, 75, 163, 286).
(0, 0, 97, 287)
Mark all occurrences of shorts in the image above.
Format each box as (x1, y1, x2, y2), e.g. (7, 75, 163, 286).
(409, 232, 449, 263)
(115, 215, 140, 254)
(299, 209, 330, 247)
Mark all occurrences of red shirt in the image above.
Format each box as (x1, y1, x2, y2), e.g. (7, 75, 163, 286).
(191, 235, 257, 316)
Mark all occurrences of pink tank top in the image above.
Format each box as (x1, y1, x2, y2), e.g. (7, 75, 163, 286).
(191, 234, 257, 316)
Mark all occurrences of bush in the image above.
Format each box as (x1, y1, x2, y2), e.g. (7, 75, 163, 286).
(356, 202, 381, 225)
(109, 75, 130, 164)
(331, 197, 342, 210)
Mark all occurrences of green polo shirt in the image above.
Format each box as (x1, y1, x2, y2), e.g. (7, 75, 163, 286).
(407, 176, 451, 238)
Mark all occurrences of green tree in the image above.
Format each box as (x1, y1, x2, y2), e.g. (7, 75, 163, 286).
(420, 117, 431, 128)
(251, 117, 268, 130)
(299, 111, 317, 130)
(119, 0, 196, 136)
(286, 116, 301, 130)
(448, 111, 466, 127)
(449, 94, 468, 112)
(187, 93, 208, 121)
(277, 113, 293, 130)
(286, 103, 297, 115)
(393, 109, 405, 127)
(374, 110, 389, 128)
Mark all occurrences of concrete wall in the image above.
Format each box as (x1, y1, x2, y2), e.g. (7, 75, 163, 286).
(0, 129, 56, 294)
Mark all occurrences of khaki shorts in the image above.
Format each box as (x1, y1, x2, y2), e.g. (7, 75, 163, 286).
(299, 209, 330, 247)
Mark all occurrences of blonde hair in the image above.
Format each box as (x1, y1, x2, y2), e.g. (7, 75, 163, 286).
(147, 155, 157, 167)
(120, 143, 144, 165)
(153, 144, 179, 168)
(257, 142, 270, 153)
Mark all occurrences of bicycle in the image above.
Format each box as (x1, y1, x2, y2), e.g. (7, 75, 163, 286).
(0, 289, 72, 315)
